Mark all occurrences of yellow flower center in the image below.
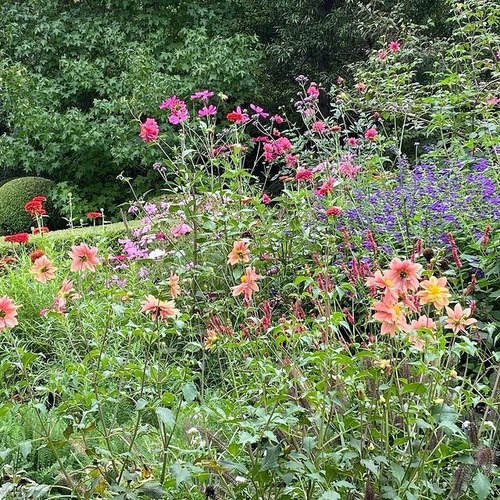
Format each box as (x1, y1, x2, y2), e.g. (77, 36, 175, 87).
(241, 275, 248, 283)
(393, 304, 401, 315)
(427, 284, 441, 296)
(385, 278, 393, 286)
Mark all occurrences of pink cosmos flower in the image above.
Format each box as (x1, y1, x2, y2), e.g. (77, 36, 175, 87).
(227, 240, 251, 266)
(141, 294, 179, 323)
(372, 296, 408, 337)
(198, 105, 217, 117)
(312, 121, 326, 133)
(295, 168, 313, 181)
(139, 118, 159, 142)
(169, 107, 189, 124)
(389, 41, 401, 52)
(364, 128, 378, 141)
(190, 90, 214, 100)
(250, 104, 269, 118)
(68, 243, 100, 272)
(30, 255, 57, 283)
(444, 303, 477, 334)
(232, 266, 260, 302)
(171, 223, 193, 237)
(385, 258, 422, 293)
(0, 296, 19, 331)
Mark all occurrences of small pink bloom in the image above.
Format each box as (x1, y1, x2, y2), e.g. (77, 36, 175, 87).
(385, 258, 422, 293)
(365, 270, 398, 302)
(445, 303, 477, 334)
(346, 137, 358, 147)
(364, 128, 379, 141)
(198, 105, 217, 117)
(232, 266, 260, 302)
(141, 294, 179, 323)
(171, 223, 193, 237)
(139, 118, 159, 142)
(372, 296, 408, 337)
(325, 206, 343, 217)
(250, 104, 269, 118)
(306, 83, 319, 97)
(377, 50, 388, 60)
(271, 114, 284, 124)
(485, 96, 500, 106)
(190, 90, 214, 100)
(295, 168, 313, 181)
(30, 255, 57, 283)
(409, 315, 436, 331)
(0, 296, 19, 331)
(355, 82, 366, 93)
(311, 121, 326, 133)
(286, 154, 298, 167)
(68, 243, 100, 272)
(227, 240, 251, 266)
(261, 193, 272, 204)
(389, 41, 401, 52)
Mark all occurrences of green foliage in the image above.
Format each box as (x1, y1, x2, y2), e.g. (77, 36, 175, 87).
(0, 177, 54, 234)
(0, 0, 261, 217)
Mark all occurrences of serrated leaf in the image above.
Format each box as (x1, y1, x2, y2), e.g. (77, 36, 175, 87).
(472, 471, 491, 500)
(260, 445, 280, 471)
(170, 463, 190, 486)
(136, 481, 166, 499)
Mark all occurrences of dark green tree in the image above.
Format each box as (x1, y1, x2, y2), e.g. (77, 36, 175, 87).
(0, 0, 261, 216)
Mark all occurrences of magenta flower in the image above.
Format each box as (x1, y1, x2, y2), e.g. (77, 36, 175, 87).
(198, 105, 217, 117)
(271, 114, 284, 124)
(250, 104, 269, 119)
(377, 50, 388, 60)
(190, 90, 214, 100)
(139, 118, 159, 142)
(169, 107, 189, 124)
(311, 121, 326, 132)
(389, 41, 401, 52)
(364, 128, 378, 141)
(306, 84, 319, 97)
(295, 168, 313, 181)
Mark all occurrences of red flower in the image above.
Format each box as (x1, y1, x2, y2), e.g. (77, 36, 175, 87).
(326, 206, 343, 217)
(4, 233, 29, 244)
(87, 212, 102, 219)
(32, 227, 49, 235)
(32, 196, 47, 203)
(24, 200, 46, 216)
(29, 249, 45, 263)
(226, 106, 249, 124)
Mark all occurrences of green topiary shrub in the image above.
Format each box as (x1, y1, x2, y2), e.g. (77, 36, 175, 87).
(0, 177, 55, 234)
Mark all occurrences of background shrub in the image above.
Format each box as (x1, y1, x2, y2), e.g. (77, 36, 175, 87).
(0, 176, 55, 234)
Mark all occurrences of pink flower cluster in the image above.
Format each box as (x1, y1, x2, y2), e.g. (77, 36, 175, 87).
(263, 137, 293, 162)
(160, 95, 189, 124)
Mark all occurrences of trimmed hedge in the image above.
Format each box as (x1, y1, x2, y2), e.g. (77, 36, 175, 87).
(0, 177, 55, 235)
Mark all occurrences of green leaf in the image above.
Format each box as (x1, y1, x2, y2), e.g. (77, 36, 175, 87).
(390, 462, 405, 485)
(260, 445, 280, 471)
(136, 481, 166, 499)
(156, 407, 175, 427)
(181, 382, 198, 404)
(170, 463, 190, 486)
(135, 398, 147, 411)
(19, 440, 32, 459)
(319, 491, 340, 500)
(472, 471, 491, 500)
